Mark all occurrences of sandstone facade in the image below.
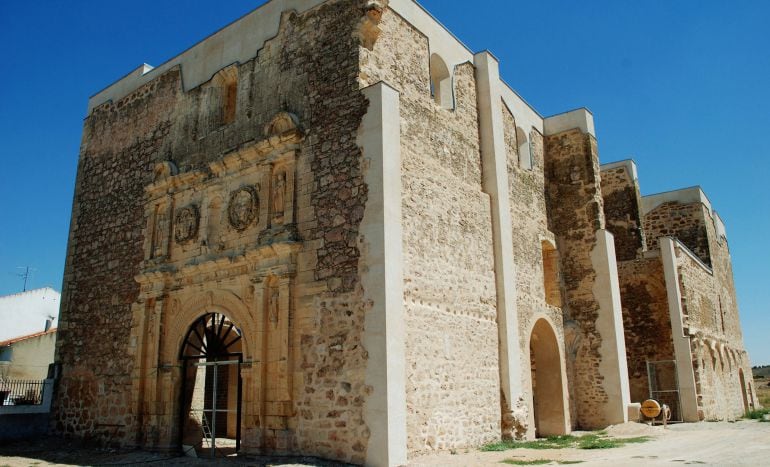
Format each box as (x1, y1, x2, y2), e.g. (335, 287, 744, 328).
(53, 1, 758, 466)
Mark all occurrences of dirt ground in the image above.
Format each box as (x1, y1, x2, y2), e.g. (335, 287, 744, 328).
(0, 420, 768, 466)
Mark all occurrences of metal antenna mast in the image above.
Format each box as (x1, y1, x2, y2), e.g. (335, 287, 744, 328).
(16, 266, 35, 292)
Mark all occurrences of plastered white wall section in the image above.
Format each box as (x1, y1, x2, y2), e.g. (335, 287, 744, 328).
(474, 51, 523, 403)
(3, 331, 57, 380)
(0, 288, 60, 341)
(89, 0, 477, 114)
(544, 109, 596, 137)
(358, 82, 407, 467)
(660, 236, 700, 422)
(591, 230, 631, 424)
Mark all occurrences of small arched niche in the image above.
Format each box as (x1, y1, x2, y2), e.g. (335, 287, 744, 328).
(517, 126, 532, 170)
(541, 240, 562, 308)
(429, 53, 453, 109)
(206, 196, 224, 252)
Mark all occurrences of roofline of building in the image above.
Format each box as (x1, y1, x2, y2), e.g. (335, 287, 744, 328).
(0, 328, 57, 348)
(0, 287, 60, 301)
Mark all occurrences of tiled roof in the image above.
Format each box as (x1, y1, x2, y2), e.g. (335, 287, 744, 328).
(0, 328, 57, 347)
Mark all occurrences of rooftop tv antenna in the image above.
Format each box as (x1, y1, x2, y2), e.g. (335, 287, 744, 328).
(16, 266, 36, 292)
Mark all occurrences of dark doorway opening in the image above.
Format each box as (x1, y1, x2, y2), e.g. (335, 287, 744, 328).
(179, 313, 243, 458)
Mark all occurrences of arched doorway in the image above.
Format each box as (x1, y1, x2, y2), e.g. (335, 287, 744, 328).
(530, 318, 568, 437)
(179, 313, 243, 458)
(739, 368, 749, 414)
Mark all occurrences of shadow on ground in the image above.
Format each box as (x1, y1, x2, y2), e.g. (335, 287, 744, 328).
(0, 436, 352, 466)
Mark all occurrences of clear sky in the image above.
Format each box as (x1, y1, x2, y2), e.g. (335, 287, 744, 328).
(0, 1, 767, 364)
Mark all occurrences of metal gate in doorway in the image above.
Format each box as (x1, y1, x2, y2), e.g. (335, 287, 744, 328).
(647, 360, 683, 423)
(179, 313, 244, 458)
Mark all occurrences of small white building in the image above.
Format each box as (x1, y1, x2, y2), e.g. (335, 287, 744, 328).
(0, 288, 60, 342)
(0, 288, 60, 381)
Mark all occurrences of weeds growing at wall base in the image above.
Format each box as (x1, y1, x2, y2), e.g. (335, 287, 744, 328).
(481, 432, 651, 452)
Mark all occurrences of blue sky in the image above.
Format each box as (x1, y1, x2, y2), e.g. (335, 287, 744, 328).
(0, 1, 767, 364)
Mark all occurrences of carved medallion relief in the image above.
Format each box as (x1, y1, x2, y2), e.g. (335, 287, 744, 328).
(228, 186, 259, 231)
(174, 205, 200, 244)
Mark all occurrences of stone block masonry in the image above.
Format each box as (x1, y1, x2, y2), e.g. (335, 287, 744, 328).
(53, 0, 758, 465)
(544, 124, 630, 429)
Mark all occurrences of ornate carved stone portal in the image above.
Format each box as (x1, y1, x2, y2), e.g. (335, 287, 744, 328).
(132, 112, 303, 453)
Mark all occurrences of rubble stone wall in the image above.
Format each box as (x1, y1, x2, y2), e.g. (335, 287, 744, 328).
(55, 1, 382, 463)
(643, 202, 711, 266)
(600, 166, 646, 261)
(360, 9, 501, 453)
(615, 257, 674, 404)
(501, 104, 566, 419)
(676, 242, 756, 420)
(544, 129, 609, 429)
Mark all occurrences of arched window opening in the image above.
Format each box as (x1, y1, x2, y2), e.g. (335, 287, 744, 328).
(222, 79, 237, 125)
(542, 240, 562, 308)
(201, 66, 238, 134)
(517, 126, 533, 170)
(429, 53, 453, 109)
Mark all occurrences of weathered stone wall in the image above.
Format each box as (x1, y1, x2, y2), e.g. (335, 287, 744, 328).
(675, 241, 756, 420)
(600, 166, 646, 261)
(55, 1, 383, 463)
(360, 9, 501, 453)
(501, 104, 566, 422)
(544, 128, 612, 429)
(643, 202, 711, 266)
(54, 68, 180, 444)
(615, 257, 674, 404)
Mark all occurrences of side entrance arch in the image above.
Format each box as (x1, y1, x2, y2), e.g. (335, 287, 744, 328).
(179, 312, 244, 458)
(529, 318, 569, 437)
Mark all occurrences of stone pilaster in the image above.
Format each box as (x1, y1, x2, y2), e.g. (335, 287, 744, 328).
(474, 51, 525, 437)
(358, 82, 407, 467)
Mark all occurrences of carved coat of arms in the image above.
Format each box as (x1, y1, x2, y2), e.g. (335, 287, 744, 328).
(174, 205, 199, 244)
(228, 186, 259, 231)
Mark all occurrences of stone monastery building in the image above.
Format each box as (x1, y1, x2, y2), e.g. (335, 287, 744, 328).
(54, 0, 759, 465)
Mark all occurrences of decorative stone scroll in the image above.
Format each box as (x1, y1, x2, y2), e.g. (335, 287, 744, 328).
(228, 186, 259, 231)
(264, 112, 300, 138)
(174, 205, 200, 244)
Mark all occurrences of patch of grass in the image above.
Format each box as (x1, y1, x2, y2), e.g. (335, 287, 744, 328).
(744, 408, 770, 420)
(481, 432, 651, 452)
(578, 437, 621, 449)
(501, 460, 551, 466)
